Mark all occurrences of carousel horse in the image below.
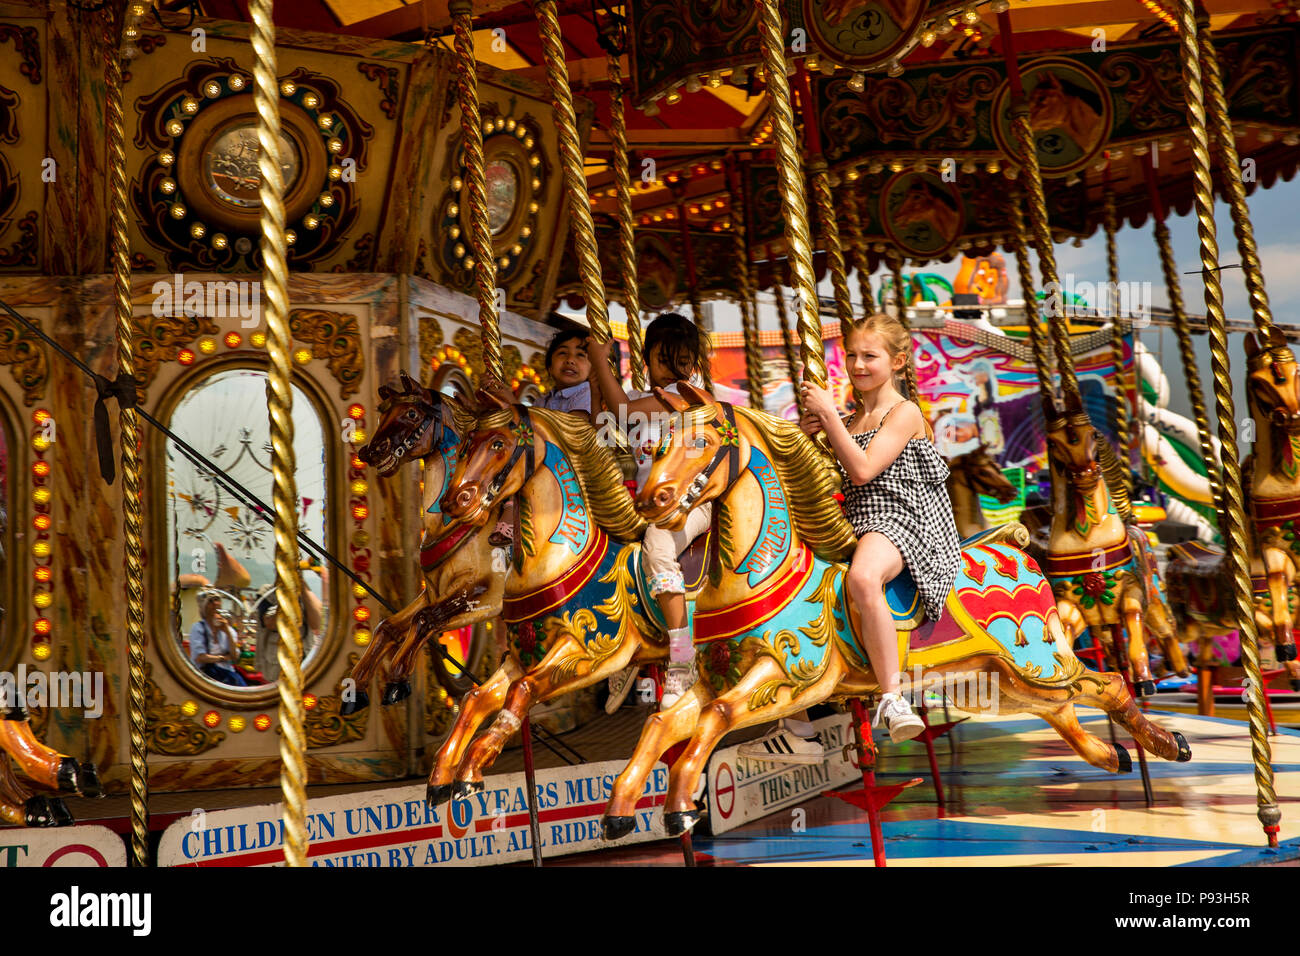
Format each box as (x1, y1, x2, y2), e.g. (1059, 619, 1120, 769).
(345, 372, 507, 713)
(946, 444, 1017, 540)
(0, 707, 100, 826)
(1167, 329, 1300, 685)
(600, 385, 1190, 835)
(426, 396, 719, 803)
(1040, 396, 1189, 694)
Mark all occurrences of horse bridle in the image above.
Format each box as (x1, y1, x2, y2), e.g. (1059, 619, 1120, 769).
(378, 386, 444, 463)
(665, 402, 741, 520)
(478, 404, 535, 510)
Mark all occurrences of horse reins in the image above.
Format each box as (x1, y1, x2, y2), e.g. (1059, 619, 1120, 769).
(671, 402, 742, 518)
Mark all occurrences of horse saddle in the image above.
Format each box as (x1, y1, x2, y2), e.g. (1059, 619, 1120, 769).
(677, 525, 712, 593)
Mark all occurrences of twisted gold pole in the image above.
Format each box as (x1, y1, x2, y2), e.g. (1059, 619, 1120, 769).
(1146, 158, 1223, 507)
(811, 159, 852, 325)
(1198, 16, 1275, 338)
(771, 256, 805, 417)
(1176, 0, 1279, 844)
(534, 0, 609, 343)
(887, 254, 921, 405)
(105, 0, 147, 867)
(728, 159, 764, 407)
(606, 50, 644, 390)
(840, 186, 872, 313)
(1103, 186, 1132, 486)
(450, 0, 502, 386)
(756, 0, 827, 397)
(252, 0, 306, 867)
(1007, 187, 1055, 398)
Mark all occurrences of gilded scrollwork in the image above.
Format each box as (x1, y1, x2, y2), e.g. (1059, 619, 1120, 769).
(144, 663, 225, 756)
(302, 655, 370, 748)
(452, 326, 485, 384)
(592, 544, 658, 647)
(288, 308, 364, 399)
(132, 310, 220, 392)
(0, 298, 49, 404)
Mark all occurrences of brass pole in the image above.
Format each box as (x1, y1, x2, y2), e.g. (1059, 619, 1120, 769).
(756, 0, 828, 397)
(534, 0, 611, 343)
(604, 43, 645, 390)
(1103, 183, 1132, 487)
(1197, 13, 1276, 338)
(1007, 188, 1056, 398)
(449, 0, 503, 386)
(727, 156, 764, 407)
(770, 249, 805, 417)
(887, 253, 921, 405)
(1175, 0, 1279, 845)
(840, 184, 873, 314)
(998, 13, 1083, 412)
(252, 0, 307, 866)
(105, 0, 148, 867)
(1143, 155, 1223, 507)
(796, 60, 852, 329)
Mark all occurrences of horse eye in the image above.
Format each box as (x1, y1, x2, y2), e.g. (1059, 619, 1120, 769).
(491, 439, 504, 451)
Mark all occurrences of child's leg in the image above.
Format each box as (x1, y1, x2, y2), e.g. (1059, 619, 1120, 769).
(643, 505, 713, 705)
(845, 533, 906, 694)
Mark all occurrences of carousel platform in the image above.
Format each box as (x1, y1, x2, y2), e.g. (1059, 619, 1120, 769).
(543, 710, 1300, 867)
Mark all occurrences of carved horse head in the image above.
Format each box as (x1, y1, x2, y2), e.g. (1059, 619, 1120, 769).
(1027, 72, 1102, 155)
(360, 371, 442, 478)
(949, 444, 1016, 504)
(440, 391, 529, 526)
(894, 178, 960, 243)
(1245, 327, 1300, 433)
(1045, 404, 1101, 495)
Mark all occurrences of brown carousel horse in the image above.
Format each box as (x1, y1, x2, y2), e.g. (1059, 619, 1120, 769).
(1039, 395, 1187, 696)
(946, 444, 1017, 540)
(1167, 328, 1300, 687)
(600, 385, 1190, 835)
(426, 395, 717, 803)
(343, 372, 507, 713)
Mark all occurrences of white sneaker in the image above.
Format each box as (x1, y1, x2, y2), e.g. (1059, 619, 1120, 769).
(660, 663, 697, 710)
(873, 693, 925, 744)
(738, 722, 826, 765)
(605, 664, 640, 714)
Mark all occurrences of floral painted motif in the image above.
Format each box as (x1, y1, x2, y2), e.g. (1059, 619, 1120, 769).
(1070, 569, 1118, 609)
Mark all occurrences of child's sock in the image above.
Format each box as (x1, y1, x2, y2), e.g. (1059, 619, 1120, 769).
(784, 718, 815, 739)
(668, 627, 693, 664)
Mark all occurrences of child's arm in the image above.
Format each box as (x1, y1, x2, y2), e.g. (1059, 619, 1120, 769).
(803, 386, 925, 486)
(586, 338, 632, 420)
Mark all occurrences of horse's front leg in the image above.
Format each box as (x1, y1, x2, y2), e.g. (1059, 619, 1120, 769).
(1263, 545, 1298, 663)
(602, 679, 712, 840)
(1120, 586, 1155, 696)
(349, 590, 429, 694)
(0, 712, 95, 797)
(427, 655, 521, 805)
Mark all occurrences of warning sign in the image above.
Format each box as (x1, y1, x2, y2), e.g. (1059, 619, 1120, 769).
(0, 826, 126, 867)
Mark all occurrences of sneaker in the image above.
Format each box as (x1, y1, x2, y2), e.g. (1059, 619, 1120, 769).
(738, 722, 826, 766)
(873, 693, 925, 744)
(605, 664, 640, 714)
(660, 663, 697, 710)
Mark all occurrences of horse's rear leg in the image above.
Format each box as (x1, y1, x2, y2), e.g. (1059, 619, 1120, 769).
(1039, 703, 1131, 773)
(1121, 598, 1155, 696)
(1263, 547, 1297, 662)
(0, 712, 86, 795)
(662, 653, 849, 830)
(427, 656, 520, 806)
(602, 681, 712, 840)
(1073, 670, 1191, 762)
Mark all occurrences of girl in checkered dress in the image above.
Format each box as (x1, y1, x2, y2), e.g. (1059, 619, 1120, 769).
(800, 313, 961, 742)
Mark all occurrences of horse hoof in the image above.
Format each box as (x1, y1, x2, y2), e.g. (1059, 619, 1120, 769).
(427, 783, 451, 807)
(452, 779, 484, 800)
(24, 796, 54, 828)
(601, 815, 636, 841)
(49, 798, 74, 827)
(382, 681, 412, 706)
(1172, 731, 1192, 762)
(664, 809, 702, 836)
(1279, 644, 1298, 663)
(1114, 743, 1132, 774)
(78, 764, 103, 799)
(1136, 680, 1157, 698)
(56, 757, 79, 794)
(1291, 679, 1300, 692)
(340, 690, 370, 716)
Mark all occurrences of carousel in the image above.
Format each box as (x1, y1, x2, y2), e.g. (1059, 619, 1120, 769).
(0, 0, 1297, 869)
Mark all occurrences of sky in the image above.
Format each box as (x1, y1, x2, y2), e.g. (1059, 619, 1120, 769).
(600, 174, 1300, 439)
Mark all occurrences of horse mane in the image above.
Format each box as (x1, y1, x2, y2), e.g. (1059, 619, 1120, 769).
(442, 393, 478, 438)
(1093, 432, 1134, 524)
(731, 405, 858, 561)
(528, 407, 647, 543)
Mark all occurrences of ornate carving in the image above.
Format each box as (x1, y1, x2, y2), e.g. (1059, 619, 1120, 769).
(418, 316, 445, 373)
(130, 252, 157, 271)
(357, 62, 401, 120)
(501, 344, 522, 381)
(0, 25, 41, 84)
(144, 663, 224, 755)
(302, 657, 369, 748)
(131, 310, 220, 392)
(452, 326, 485, 384)
(288, 308, 364, 399)
(331, 231, 375, 272)
(527, 350, 546, 378)
(0, 301, 49, 405)
(0, 210, 36, 268)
